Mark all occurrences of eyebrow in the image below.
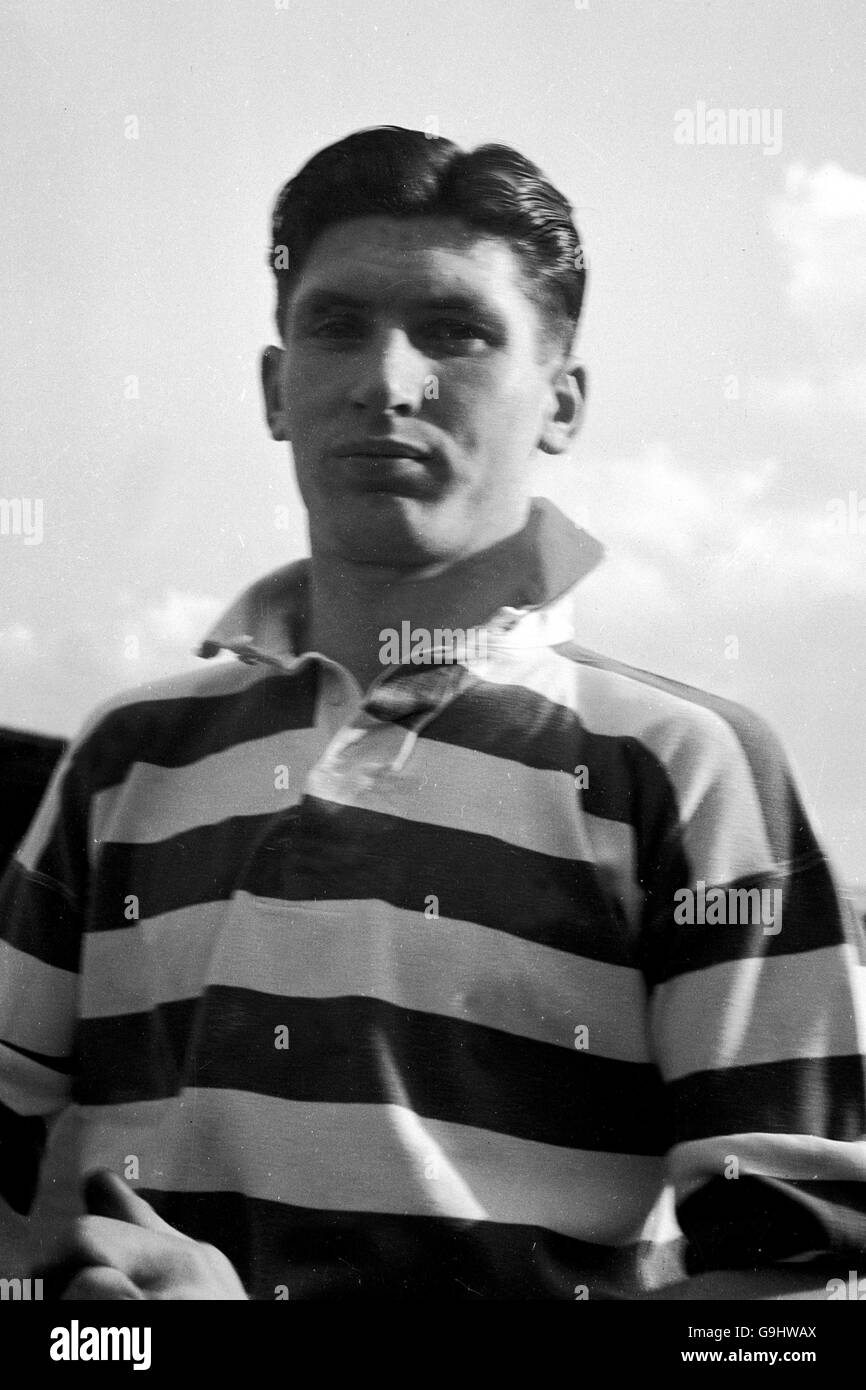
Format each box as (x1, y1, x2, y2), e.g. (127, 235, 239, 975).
(291, 288, 506, 321)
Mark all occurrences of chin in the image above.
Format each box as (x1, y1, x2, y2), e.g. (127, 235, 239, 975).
(322, 499, 466, 570)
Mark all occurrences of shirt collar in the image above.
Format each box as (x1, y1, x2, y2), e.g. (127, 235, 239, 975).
(196, 496, 604, 666)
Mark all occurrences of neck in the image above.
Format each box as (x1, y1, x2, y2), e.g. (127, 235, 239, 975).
(307, 509, 537, 690)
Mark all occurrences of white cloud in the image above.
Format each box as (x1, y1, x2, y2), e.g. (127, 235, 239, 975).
(0, 623, 35, 658)
(756, 362, 866, 416)
(761, 162, 866, 414)
(143, 589, 223, 648)
(536, 443, 866, 620)
(770, 162, 866, 328)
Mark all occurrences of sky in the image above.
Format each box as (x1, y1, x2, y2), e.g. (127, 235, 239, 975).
(1, 0, 864, 885)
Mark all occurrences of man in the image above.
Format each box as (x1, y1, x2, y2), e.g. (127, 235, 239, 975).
(1, 126, 864, 1300)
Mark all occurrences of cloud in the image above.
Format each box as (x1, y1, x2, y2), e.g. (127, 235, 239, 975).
(756, 362, 866, 417)
(770, 162, 866, 330)
(536, 442, 866, 621)
(0, 624, 35, 659)
(0, 591, 227, 737)
(143, 589, 224, 648)
(759, 162, 866, 414)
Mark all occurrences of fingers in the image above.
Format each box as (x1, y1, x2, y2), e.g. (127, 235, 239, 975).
(83, 1169, 190, 1238)
(31, 1172, 249, 1301)
(34, 1214, 154, 1291)
(60, 1265, 145, 1301)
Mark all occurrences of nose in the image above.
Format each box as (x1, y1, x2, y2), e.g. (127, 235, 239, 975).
(349, 327, 429, 415)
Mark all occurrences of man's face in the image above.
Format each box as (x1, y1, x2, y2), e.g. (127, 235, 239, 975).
(263, 214, 581, 568)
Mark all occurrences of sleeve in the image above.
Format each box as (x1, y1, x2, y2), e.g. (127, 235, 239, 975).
(0, 725, 94, 1217)
(639, 702, 866, 1275)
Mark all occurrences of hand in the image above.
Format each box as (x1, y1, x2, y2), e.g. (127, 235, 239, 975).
(35, 1169, 248, 1300)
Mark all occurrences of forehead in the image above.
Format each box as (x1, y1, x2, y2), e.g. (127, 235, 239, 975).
(289, 214, 537, 316)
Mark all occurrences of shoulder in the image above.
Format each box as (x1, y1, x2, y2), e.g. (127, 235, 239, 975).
(554, 642, 799, 844)
(557, 641, 785, 756)
(65, 658, 314, 795)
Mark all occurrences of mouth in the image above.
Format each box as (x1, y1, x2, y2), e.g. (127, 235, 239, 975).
(332, 441, 440, 496)
(335, 438, 432, 461)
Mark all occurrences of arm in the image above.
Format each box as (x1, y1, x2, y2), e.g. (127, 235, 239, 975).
(1, 710, 248, 1298)
(640, 708, 866, 1298)
(0, 738, 87, 1232)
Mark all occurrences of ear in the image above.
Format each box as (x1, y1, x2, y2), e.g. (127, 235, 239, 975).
(261, 345, 290, 441)
(537, 360, 587, 456)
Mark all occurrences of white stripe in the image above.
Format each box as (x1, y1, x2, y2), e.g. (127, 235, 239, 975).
(481, 648, 779, 880)
(80, 893, 651, 1061)
(87, 713, 644, 936)
(0, 941, 76, 1056)
(77, 1091, 666, 1242)
(89, 725, 330, 848)
(669, 1132, 866, 1198)
(16, 663, 269, 872)
(0, 1042, 70, 1116)
(650, 943, 866, 1079)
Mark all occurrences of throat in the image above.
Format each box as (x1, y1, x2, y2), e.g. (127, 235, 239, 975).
(306, 518, 538, 687)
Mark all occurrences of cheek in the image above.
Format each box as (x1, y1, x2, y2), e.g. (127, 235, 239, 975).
(442, 372, 544, 445)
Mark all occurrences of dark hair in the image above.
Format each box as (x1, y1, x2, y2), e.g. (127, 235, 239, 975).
(269, 125, 586, 351)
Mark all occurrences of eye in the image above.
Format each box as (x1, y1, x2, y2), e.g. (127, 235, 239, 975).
(425, 318, 486, 339)
(307, 313, 365, 342)
(419, 317, 494, 352)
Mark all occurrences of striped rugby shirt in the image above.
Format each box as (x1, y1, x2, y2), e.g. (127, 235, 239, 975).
(1, 497, 865, 1299)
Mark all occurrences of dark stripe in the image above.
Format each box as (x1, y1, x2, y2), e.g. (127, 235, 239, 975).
(0, 726, 67, 870)
(75, 988, 668, 1154)
(0, 858, 81, 973)
(0, 1096, 46, 1215)
(557, 644, 822, 868)
(640, 857, 849, 985)
(425, 676, 684, 883)
(71, 665, 319, 792)
(670, 1055, 866, 1146)
(20, 746, 91, 925)
(90, 798, 637, 963)
(678, 1174, 866, 1272)
(138, 1188, 649, 1300)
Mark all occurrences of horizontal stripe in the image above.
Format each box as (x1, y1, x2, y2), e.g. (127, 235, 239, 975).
(13, 663, 280, 872)
(78, 1091, 666, 1243)
(423, 672, 684, 882)
(130, 1187, 652, 1299)
(78, 665, 319, 790)
(89, 805, 637, 963)
(640, 857, 851, 983)
(669, 1055, 866, 1146)
(0, 859, 81, 973)
(80, 894, 651, 1062)
(89, 721, 650, 935)
(668, 1132, 866, 1193)
(651, 943, 866, 1079)
(0, 941, 77, 1056)
(561, 644, 822, 870)
(676, 1173, 866, 1268)
(89, 725, 329, 848)
(74, 988, 668, 1153)
(88, 720, 595, 863)
(435, 652, 779, 880)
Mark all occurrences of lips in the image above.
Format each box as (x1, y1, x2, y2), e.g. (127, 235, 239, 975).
(334, 438, 432, 461)
(332, 439, 439, 496)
